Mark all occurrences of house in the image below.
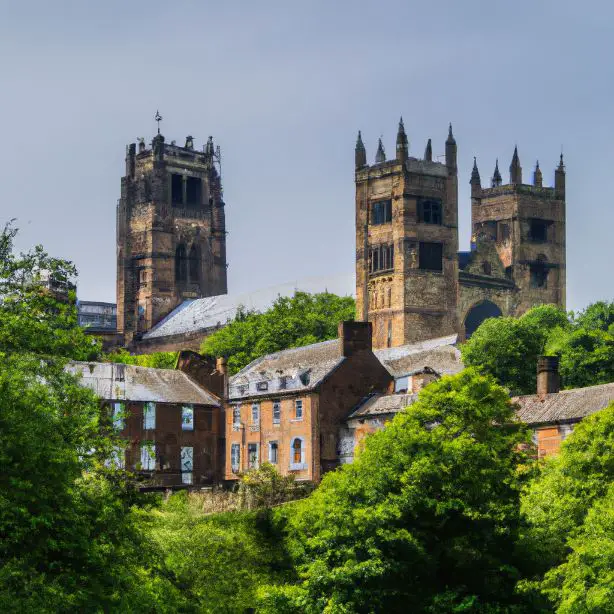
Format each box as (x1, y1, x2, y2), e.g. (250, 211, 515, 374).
(69, 361, 223, 486)
(514, 356, 614, 458)
(224, 322, 392, 482)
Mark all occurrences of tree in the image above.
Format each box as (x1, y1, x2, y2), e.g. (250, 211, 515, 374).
(519, 403, 614, 612)
(259, 369, 533, 613)
(202, 291, 356, 374)
(105, 348, 178, 370)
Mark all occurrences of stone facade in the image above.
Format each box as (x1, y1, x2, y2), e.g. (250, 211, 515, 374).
(117, 133, 227, 345)
(356, 121, 566, 348)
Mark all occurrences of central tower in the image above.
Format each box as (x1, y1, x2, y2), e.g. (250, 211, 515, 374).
(355, 120, 459, 348)
(117, 130, 227, 343)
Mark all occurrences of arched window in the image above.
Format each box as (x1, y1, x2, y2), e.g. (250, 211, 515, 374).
(464, 300, 502, 339)
(292, 438, 303, 465)
(175, 244, 187, 282)
(188, 244, 199, 282)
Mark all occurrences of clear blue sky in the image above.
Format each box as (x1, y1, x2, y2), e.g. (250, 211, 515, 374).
(1, 0, 612, 312)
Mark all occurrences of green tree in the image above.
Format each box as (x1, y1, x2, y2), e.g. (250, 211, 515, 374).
(105, 347, 178, 370)
(519, 404, 614, 609)
(202, 291, 355, 374)
(259, 369, 533, 613)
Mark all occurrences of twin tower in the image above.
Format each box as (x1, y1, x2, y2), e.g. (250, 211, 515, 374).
(355, 119, 566, 349)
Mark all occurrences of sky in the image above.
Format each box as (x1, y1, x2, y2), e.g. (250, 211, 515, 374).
(1, 0, 613, 312)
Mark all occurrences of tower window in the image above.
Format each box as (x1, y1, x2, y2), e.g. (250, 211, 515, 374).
(529, 219, 548, 242)
(188, 244, 200, 283)
(186, 177, 202, 206)
(369, 244, 394, 273)
(530, 256, 549, 288)
(418, 199, 442, 225)
(171, 174, 183, 205)
(498, 223, 510, 242)
(419, 242, 443, 271)
(175, 244, 187, 282)
(371, 200, 392, 225)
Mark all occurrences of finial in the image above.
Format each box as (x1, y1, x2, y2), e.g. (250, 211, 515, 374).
(492, 159, 502, 187)
(510, 145, 522, 184)
(356, 130, 365, 149)
(375, 137, 386, 164)
(355, 130, 367, 168)
(533, 160, 543, 187)
(470, 157, 481, 186)
(424, 138, 432, 162)
(448, 123, 453, 138)
(559, 152, 565, 168)
(154, 110, 163, 135)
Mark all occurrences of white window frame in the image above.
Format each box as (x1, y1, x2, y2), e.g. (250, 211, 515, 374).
(295, 399, 303, 420)
(140, 442, 156, 471)
(232, 405, 241, 426)
(112, 402, 125, 430)
(251, 403, 260, 424)
(290, 437, 306, 470)
(231, 443, 241, 473)
(247, 442, 259, 469)
(268, 441, 279, 464)
(272, 399, 281, 425)
(143, 402, 156, 430)
(182, 405, 194, 431)
(181, 446, 193, 484)
(105, 445, 125, 469)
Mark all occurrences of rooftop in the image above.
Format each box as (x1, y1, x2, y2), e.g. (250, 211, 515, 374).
(513, 382, 614, 425)
(349, 392, 419, 419)
(68, 361, 220, 406)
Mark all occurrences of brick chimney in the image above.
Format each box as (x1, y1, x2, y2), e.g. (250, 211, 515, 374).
(176, 350, 227, 399)
(537, 356, 560, 397)
(339, 321, 372, 357)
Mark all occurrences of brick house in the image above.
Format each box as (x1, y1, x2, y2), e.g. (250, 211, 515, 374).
(224, 322, 392, 482)
(70, 361, 223, 486)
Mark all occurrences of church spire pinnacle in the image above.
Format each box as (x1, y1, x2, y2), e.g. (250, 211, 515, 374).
(491, 159, 502, 187)
(375, 137, 386, 164)
(396, 117, 408, 162)
(424, 138, 432, 162)
(533, 160, 543, 188)
(510, 145, 522, 184)
(355, 130, 366, 168)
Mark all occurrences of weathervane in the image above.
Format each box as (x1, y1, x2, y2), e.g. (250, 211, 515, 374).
(154, 110, 163, 134)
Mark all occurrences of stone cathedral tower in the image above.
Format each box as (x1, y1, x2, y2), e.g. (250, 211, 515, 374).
(117, 129, 227, 343)
(355, 120, 459, 348)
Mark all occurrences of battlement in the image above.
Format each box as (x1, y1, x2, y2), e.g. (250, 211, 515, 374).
(480, 183, 558, 200)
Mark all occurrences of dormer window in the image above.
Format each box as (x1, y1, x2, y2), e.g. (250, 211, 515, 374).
(279, 376, 288, 389)
(256, 381, 268, 391)
(299, 372, 310, 386)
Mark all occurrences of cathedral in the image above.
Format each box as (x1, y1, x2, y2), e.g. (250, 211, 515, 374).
(113, 118, 566, 352)
(355, 119, 566, 349)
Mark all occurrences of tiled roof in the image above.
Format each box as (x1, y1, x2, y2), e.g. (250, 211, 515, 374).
(349, 392, 419, 419)
(228, 338, 345, 400)
(68, 362, 220, 406)
(513, 382, 614, 425)
(375, 335, 463, 378)
(143, 273, 355, 340)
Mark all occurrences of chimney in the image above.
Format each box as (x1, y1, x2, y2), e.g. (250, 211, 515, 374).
(339, 321, 372, 357)
(176, 350, 227, 399)
(537, 356, 560, 397)
(216, 356, 228, 399)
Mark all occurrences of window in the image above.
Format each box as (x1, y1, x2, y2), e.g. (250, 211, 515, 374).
(232, 405, 241, 426)
(180, 446, 193, 485)
(256, 382, 268, 391)
(231, 443, 241, 473)
(371, 200, 392, 225)
(291, 438, 304, 469)
(273, 400, 281, 424)
(143, 402, 156, 430)
(112, 402, 125, 430)
(188, 244, 199, 282)
(279, 376, 288, 389)
(419, 242, 443, 271)
(498, 223, 510, 242)
(175, 244, 187, 282)
(185, 177, 201, 206)
(140, 442, 155, 471)
(268, 441, 279, 464)
(418, 199, 442, 225)
(295, 399, 303, 420)
(387, 320, 393, 348)
(530, 262, 549, 288)
(251, 403, 260, 424)
(248, 443, 259, 469)
(529, 219, 548, 242)
(171, 173, 183, 205)
(106, 445, 125, 469)
(369, 244, 394, 273)
(182, 405, 194, 431)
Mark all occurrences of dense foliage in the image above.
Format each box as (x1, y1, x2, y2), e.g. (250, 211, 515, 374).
(259, 369, 533, 613)
(201, 291, 355, 374)
(462, 302, 614, 394)
(520, 404, 614, 611)
(105, 348, 178, 370)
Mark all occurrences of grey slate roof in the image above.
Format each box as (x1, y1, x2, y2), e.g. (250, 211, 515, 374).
(228, 339, 345, 401)
(349, 392, 419, 419)
(68, 362, 220, 406)
(143, 273, 355, 340)
(513, 382, 614, 426)
(374, 335, 463, 378)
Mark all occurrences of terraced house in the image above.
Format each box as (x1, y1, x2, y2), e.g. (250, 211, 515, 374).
(224, 322, 392, 482)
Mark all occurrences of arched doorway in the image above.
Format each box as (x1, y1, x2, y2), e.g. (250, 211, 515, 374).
(464, 300, 502, 339)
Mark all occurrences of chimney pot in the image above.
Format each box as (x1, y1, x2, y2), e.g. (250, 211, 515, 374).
(537, 355, 560, 396)
(339, 321, 372, 357)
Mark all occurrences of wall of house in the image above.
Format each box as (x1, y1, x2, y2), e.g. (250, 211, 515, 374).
(112, 400, 222, 486)
(533, 422, 576, 458)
